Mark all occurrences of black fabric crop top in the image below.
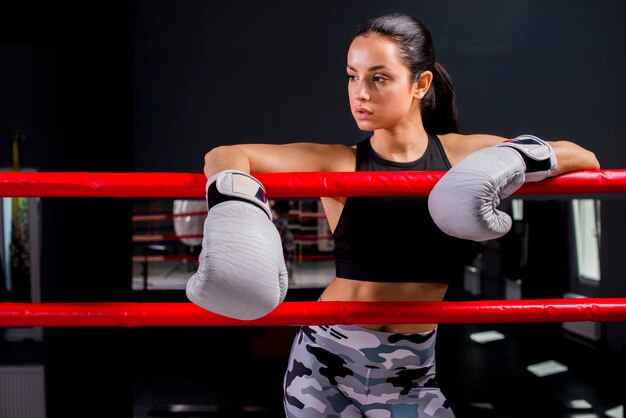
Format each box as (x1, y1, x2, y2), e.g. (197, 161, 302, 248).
(333, 133, 482, 284)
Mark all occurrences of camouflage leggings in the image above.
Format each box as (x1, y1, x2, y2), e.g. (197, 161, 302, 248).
(283, 324, 455, 417)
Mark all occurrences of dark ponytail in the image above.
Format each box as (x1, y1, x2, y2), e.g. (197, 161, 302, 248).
(421, 62, 459, 134)
(354, 13, 459, 134)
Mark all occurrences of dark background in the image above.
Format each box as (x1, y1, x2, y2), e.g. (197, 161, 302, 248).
(1, 1, 625, 417)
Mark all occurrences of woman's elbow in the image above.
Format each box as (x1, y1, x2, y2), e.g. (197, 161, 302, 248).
(203, 147, 222, 176)
(573, 143, 600, 170)
(204, 145, 227, 166)
(586, 150, 601, 170)
(203, 145, 249, 177)
(555, 140, 600, 173)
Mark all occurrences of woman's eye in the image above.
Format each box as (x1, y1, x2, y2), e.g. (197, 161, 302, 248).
(373, 75, 387, 83)
(346, 74, 356, 81)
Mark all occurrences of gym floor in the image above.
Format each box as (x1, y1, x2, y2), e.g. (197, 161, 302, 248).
(132, 320, 624, 418)
(131, 260, 625, 418)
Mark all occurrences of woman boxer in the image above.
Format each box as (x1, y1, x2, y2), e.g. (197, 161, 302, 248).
(186, 13, 599, 417)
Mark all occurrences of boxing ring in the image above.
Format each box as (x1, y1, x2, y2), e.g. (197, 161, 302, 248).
(1, 169, 626, 327)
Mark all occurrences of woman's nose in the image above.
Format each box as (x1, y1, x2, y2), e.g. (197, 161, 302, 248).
(352, 80, 370, 102)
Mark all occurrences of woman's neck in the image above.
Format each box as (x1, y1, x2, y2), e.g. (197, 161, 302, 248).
(370, 124, 429, 162)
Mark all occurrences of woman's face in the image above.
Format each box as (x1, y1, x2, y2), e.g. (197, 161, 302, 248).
(347, 35, 420, 132)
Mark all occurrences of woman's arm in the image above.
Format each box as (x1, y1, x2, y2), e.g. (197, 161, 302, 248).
(430, 134, 601, 242)
(548, 140, 600, 176)
(191, 141, 353, 320)
(191, 142, 354, 319)
(441, 133, 600, 175)
(203, 142, 355, 178)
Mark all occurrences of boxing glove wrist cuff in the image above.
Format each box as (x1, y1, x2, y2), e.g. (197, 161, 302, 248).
(206, 170, 272, 220)
(496, 134, 557, 182)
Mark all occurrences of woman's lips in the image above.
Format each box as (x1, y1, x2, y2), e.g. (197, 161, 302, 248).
(355, 107, 373, 120)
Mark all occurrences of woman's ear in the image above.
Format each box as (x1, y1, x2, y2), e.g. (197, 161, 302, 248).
(415, 71, 433, 99)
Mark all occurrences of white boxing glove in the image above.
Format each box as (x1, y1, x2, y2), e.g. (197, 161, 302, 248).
(186, 170, 288, 320)
(427, 135, 557, 241)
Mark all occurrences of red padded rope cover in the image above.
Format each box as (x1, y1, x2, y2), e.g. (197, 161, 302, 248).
(0, 299, 625, 327)
(0, 170, 625, 197)
(1, 171, 625, 327)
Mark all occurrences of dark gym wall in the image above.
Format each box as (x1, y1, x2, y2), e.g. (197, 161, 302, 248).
(131, 0, 626, 350)
(1, 1, 134, 417)
(132, 0, 626, 172)
(1, 1, 626, 417)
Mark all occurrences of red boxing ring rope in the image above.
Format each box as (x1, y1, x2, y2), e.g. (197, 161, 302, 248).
(2, 170, 626, 327)
(0, 299, 625, 327)
(1, 169, 626, 197)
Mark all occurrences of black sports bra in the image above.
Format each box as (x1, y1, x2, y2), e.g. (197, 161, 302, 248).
(332, 133, 482, 283)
